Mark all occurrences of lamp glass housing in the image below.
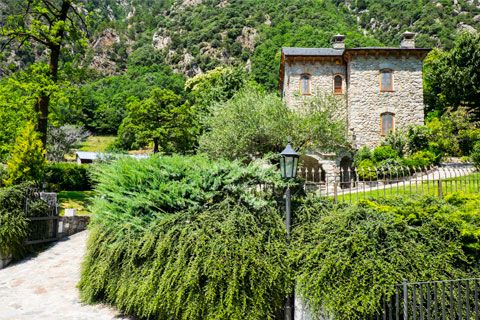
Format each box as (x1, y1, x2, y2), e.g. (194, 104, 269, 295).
(280, 143, 299, 179)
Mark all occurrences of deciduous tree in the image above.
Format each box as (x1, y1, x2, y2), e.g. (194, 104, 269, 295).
(118, 88, 199, 154)
(1, 0, 87, 146)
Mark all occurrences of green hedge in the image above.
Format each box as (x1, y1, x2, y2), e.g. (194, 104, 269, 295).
(44, 163, 92, 192)
(79, 155, 288, 320)
(292, 195, 480, 319)
(79, 154, 479, 320)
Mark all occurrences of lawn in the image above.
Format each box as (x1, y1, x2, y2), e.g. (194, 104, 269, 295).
(333, 172, 480, 203)
(58, 191, 94, 216)
(79, 136, 116, 152)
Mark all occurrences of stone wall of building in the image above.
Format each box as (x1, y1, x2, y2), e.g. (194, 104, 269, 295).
(347, 55, 425, 148)
(283, 60, 348, 121)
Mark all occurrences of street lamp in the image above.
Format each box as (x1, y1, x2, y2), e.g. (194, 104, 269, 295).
(280, 141, 299, 180)
(279, 139, 299, 320)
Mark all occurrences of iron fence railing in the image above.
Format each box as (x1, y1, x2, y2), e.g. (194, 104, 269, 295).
(371, 278, 480, 320)
(298, 164, 480, 203)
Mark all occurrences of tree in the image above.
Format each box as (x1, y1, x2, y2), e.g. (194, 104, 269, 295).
(198, 88, 347, 161)
(185, 66, 247, 109)
(118, 88, 199, 154)
(78, 65, 186, 134)
(424, 33, 480, 119)
(1, 0, 87, 146)
(0, 63, 75, 160)
(5, 121, 46, 186)
(46, 124, 89, 162)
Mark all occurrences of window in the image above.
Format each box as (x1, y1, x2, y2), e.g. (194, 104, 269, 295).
(300, 74, 311, 95)
(380, 69, 393, 92)
(381, 112, 395, 135)
(334, 75, 343, 94)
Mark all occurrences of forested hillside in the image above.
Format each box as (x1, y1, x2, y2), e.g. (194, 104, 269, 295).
(2, 0, 479, 86)
(0, 0, 479, 158)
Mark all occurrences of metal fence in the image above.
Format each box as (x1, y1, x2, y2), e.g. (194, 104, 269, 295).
(370, 278, 480, 320)
(298, 164, 480, 203)
(24, 192, 59, 245)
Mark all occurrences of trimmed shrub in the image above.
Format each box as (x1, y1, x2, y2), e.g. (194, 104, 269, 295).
(292, 196, 478, 320)
(472, 141, 480, 170)
(372, 145, 398, 163)
(44, 163, 92, 191)
(79, 155, 288, 319)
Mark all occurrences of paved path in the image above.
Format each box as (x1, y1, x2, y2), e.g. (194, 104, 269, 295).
(0, 231, 130, 320)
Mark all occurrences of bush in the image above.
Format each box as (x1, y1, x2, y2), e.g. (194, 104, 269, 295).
(79, 155, 289, 319)
(372, 145, 398, 163)
(292, 196, 478, 319)
(382, 131, 406, 157)
(44, 163, 92, 192)
(0, 183, 49, 259)
(407, 125, 431, 153)
(5, 121, 46, 186)
(472, 141, 480, 170)
(357, 159, 377, 181)
(402, 150, 438, 169)
(353, 146, 372, 166)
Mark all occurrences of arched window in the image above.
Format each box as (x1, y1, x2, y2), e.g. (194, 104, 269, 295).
(333, 75, 343, 94)
(380, 69, 393, 92)
(300, 74, 311, 95)
(381, 112, 395, 135)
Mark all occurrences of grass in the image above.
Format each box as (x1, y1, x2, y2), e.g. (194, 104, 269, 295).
(334, 172, 480, 203)
(79, 136, 116, 152)
(58, 191, 95, 216)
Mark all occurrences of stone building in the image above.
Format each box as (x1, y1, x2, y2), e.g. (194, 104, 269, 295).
(279, 32, 430, 179)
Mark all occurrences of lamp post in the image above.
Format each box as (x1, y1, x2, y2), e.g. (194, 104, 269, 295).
(279, 139, 299, 320)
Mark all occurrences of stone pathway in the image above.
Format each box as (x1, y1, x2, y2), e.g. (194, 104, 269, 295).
(0, 231, 130, 320)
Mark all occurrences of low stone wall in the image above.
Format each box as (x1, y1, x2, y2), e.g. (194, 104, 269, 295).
(59, 216, 90, 238)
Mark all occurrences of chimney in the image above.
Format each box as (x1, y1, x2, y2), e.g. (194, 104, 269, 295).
(400, 31, 416, 48)
(332, 34, 345, 50)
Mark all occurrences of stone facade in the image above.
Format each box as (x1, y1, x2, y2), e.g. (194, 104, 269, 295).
(282, 60, 347, 118)
(280, 34, 429, 150)
(347, 55, 425, 148)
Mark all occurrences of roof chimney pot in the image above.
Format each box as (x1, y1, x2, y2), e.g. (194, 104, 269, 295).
(332, 34, 346, 49)
(401, 31, 416, 48)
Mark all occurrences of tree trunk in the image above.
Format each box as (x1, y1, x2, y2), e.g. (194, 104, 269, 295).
(36, 0, 71, 148)
(35, 94, 50, 147)
(153, 139, 159, 153)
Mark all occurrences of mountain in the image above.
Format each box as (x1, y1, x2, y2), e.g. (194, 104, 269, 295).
(1, 0, 480, 89)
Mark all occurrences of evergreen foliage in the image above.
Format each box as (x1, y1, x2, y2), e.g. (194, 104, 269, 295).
(292, 195, 479, 319)
(5, 121, 46, 186)
(0, 183, 49, 259)
(79, 155, 289, 319)
(80, 155, 480, 319)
